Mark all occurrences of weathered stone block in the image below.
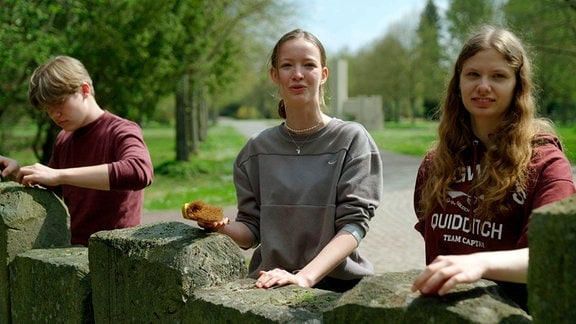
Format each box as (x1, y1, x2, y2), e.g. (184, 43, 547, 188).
(9, 247, 92, 323)
(0, 182, 70, 323)
(189, 278, 339, 323)
(528, 195, 576, 322)
(89, 221, 247, 323)
(188, 270, 531, 323)
(324, 270, 531, 323)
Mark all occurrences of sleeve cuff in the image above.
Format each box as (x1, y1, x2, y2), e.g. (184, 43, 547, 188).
(341, 223, 366, 245)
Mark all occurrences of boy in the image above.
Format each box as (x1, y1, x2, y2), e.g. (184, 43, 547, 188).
(18, 56, 154, 245)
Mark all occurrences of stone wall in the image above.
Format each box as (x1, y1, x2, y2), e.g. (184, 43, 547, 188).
(0, 182, 70, 323)
(2, 181, 574, 322)
(528, 195, 576, 321)
(10, 247, 92, 322)
(341, 95, 383, 132)
(327, 59, 383, 132)
(89, 222, 247, 322)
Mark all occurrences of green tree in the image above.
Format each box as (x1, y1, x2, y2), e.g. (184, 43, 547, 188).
(445, 0, 497, 59)
(0, 0, 72, 159)
(414, 0, 446, 118)
(0, 0, 287, 162)
(79, 0, 187, 122)
(349, 21, 414, 122)
(504, 0, 576, 124)
(172, 0, 285, 161)
(0, 0, 186, 161)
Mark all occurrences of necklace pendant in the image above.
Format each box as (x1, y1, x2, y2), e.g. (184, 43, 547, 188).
(296, 148, 301, 154)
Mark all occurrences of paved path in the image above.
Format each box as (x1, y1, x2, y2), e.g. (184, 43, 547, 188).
(143, 119, 427, 273)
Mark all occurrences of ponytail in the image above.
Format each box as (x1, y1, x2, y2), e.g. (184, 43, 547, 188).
(277, 99, 286, 119)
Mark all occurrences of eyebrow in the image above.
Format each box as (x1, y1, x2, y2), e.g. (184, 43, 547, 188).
(462, 66, 513, 73)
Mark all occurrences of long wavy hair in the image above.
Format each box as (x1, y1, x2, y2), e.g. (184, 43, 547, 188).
(418, 25, 555, 220)
(269, 29, 327, 119)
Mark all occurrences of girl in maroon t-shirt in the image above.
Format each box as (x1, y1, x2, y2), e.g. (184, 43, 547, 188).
(411, 26, 575, 311)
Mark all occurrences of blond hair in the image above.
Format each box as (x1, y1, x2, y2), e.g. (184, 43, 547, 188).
(29, 56, 94, 110)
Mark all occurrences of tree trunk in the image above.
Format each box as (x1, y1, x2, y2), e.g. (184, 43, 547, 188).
(176, 75, 189, 162)
(189, 83, 199, 155)
(34, 118, 59, 165)
(199, 88, 208, 142)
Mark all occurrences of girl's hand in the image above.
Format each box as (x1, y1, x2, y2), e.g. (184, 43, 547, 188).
(411, 254, 485, 296)
(255, 268, 312, 289)
(197, 217, 230, 232)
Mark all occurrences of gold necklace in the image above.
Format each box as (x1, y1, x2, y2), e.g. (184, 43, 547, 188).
(286, 130, 314, 154)
(284, 120, 322, 134)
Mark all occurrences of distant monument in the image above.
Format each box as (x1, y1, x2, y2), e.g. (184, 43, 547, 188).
(329, 59, 383, 131)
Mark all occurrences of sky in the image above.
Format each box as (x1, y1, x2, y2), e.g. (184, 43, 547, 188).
(292, 0, 448, 53)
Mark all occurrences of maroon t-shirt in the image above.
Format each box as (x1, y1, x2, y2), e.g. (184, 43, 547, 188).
(414, 134, 575, 263)
(50, 111, 153, 245)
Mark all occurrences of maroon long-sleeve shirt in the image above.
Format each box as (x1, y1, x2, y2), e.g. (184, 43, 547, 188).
(50, 111, 153, 245)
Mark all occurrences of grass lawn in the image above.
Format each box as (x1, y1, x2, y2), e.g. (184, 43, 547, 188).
(557, 125, 576, 163)
(142, 124, 246, 210)
(371, 121, 438, 158)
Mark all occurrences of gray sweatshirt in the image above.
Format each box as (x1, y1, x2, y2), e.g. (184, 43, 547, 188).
(234, 118, 383, 280)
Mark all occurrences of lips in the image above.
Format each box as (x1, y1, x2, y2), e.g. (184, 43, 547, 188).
(289, 85, 306, 94)
(472, 97, 495, 108)
(56, 120, 68, 128)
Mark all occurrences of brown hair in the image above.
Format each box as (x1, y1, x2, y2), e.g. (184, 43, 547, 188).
(29, 56, 94, 110)
(418, 25, 554, 220)
(269, 29, 327, 119)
